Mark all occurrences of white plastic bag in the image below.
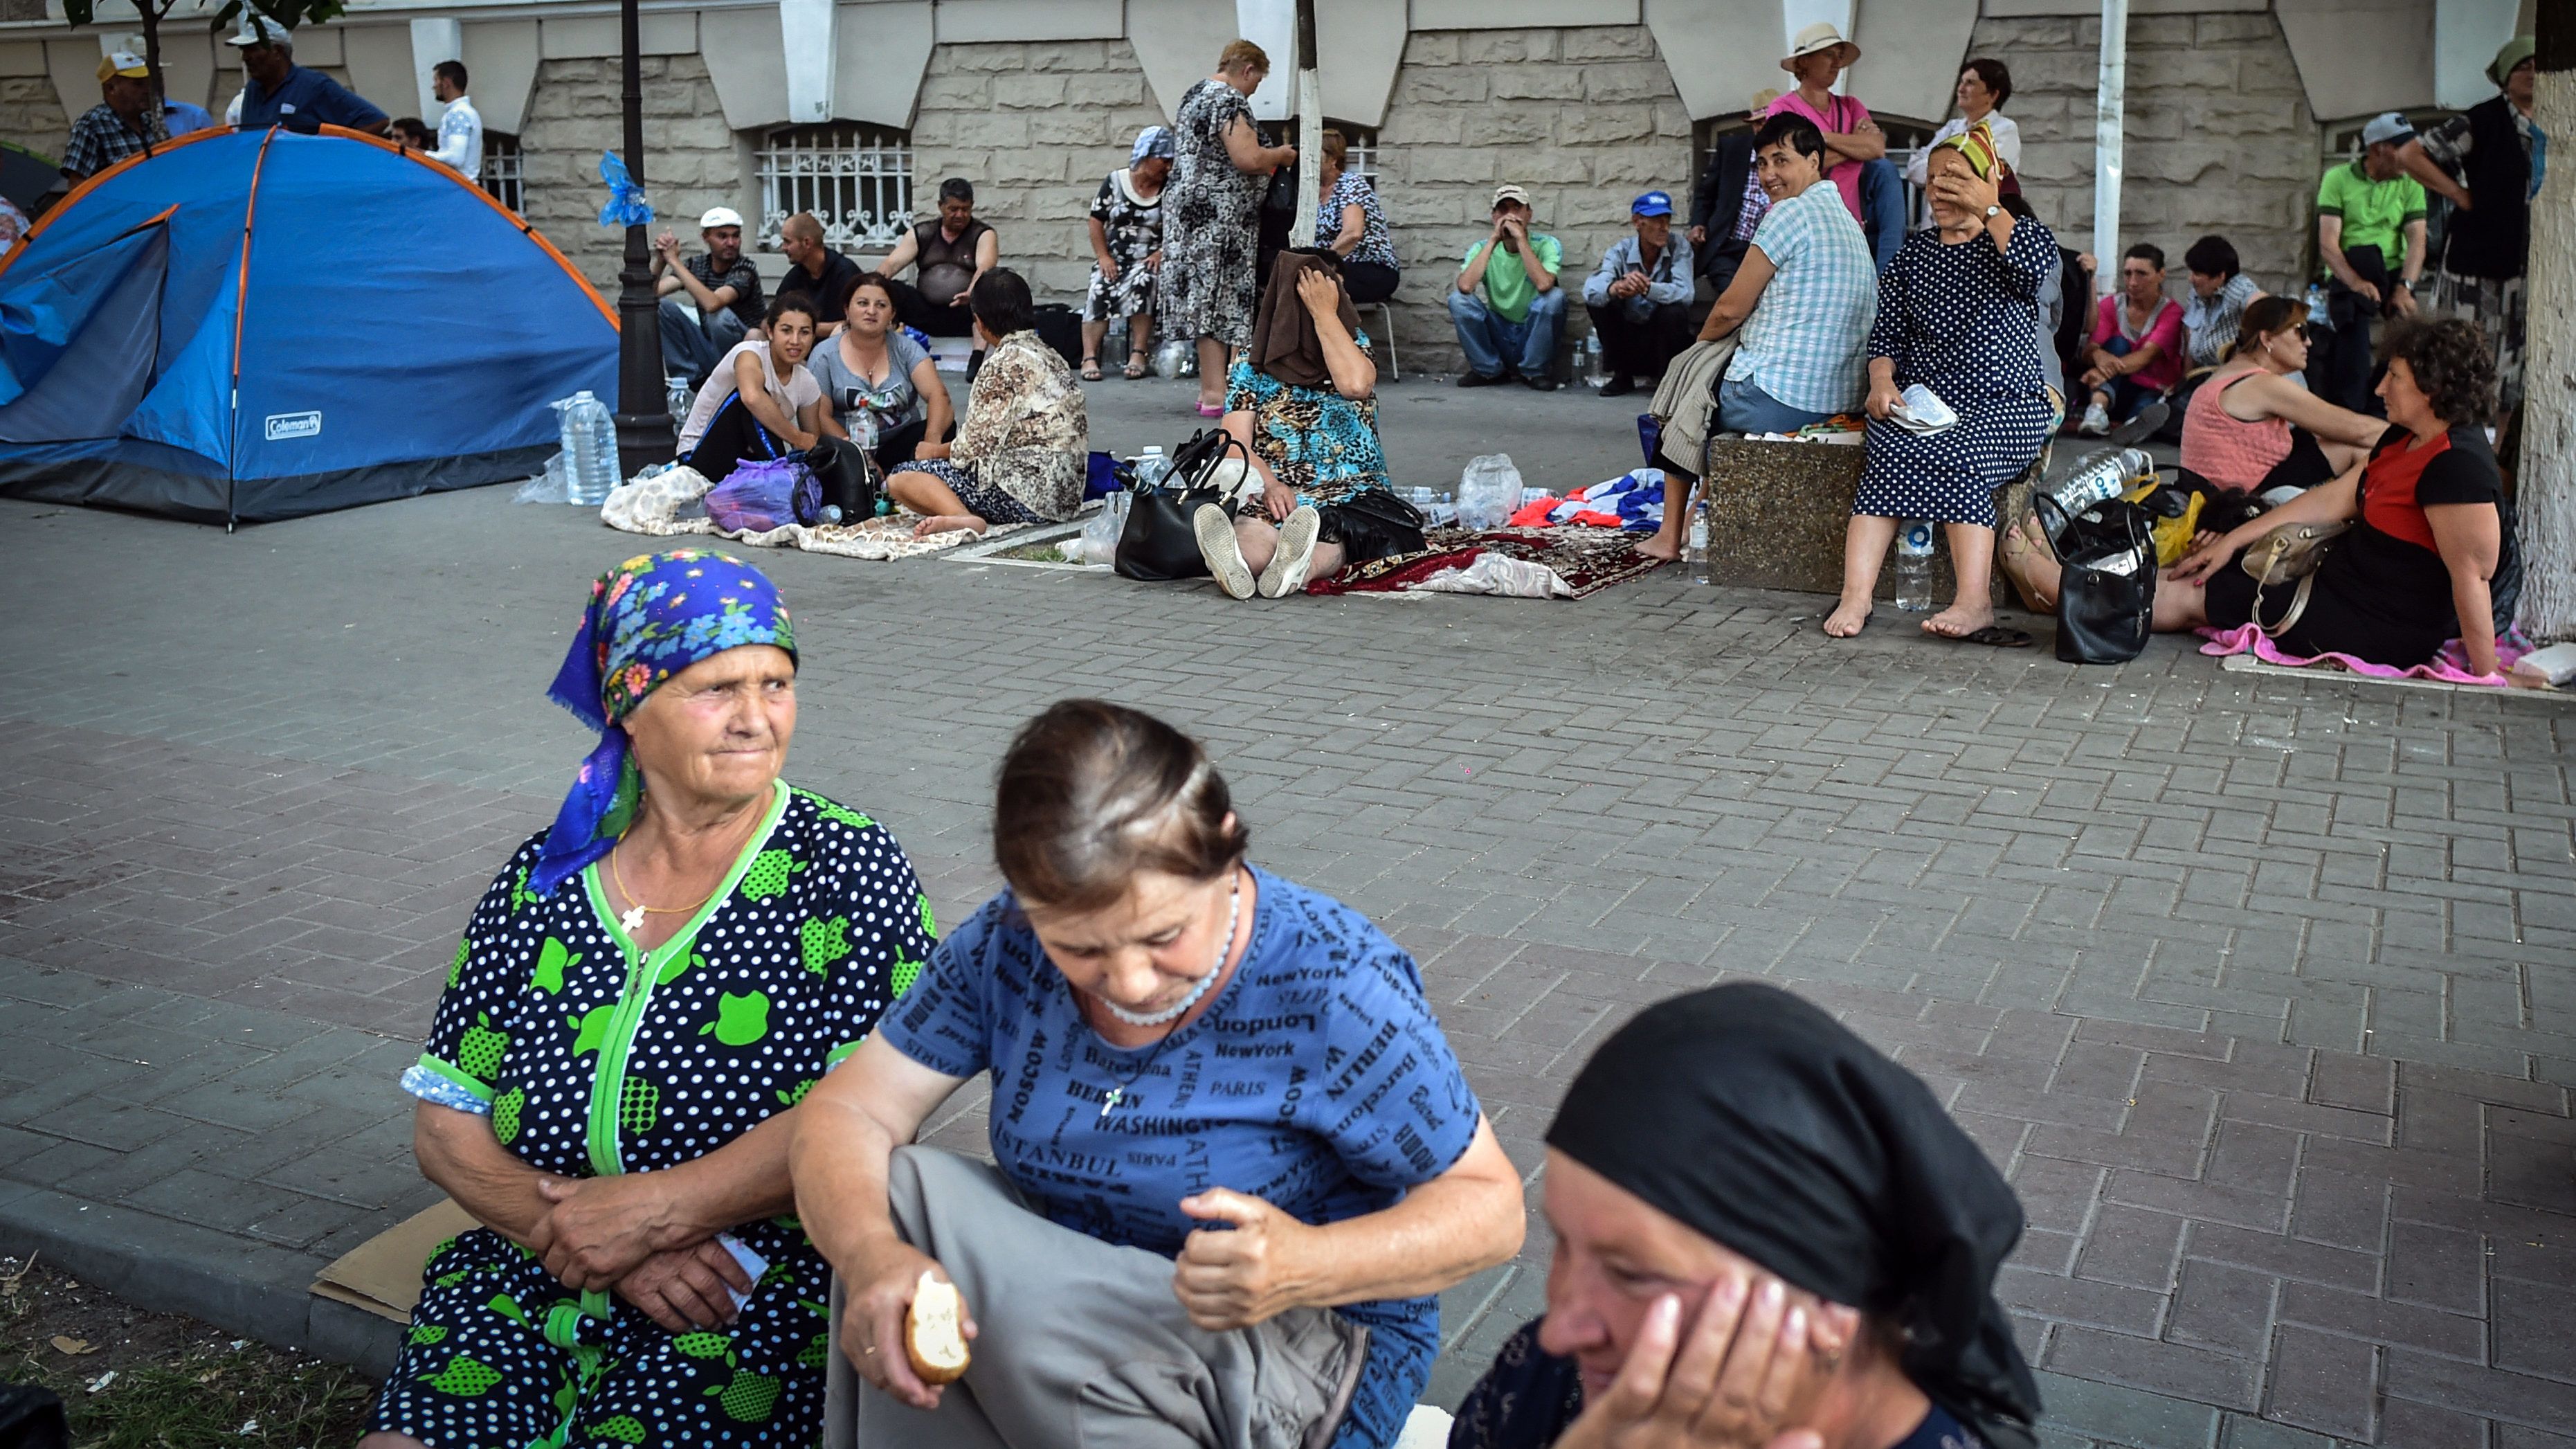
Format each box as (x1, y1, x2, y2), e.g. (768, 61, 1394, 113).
(1457, 453, 1523, 531)
(514, 452, 569, 503)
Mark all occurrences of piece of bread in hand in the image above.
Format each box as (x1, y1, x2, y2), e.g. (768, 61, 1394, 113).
(905, 1270, 971, 1385)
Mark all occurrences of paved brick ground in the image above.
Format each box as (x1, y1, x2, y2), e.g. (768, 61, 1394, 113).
(1, 379, 2571, 1446)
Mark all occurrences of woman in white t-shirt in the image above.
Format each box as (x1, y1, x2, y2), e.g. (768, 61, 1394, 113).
(677, 295, 827, 482)
(1906, 60, 2022, 196)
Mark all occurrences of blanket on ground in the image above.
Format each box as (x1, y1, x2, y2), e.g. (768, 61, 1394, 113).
(1309, 526, 1666, 600)
(2197, 624, 2534, 686)
(600, 465, 1028, 560)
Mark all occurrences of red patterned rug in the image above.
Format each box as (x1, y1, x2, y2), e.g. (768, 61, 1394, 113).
(1308, 527, 1669, 600)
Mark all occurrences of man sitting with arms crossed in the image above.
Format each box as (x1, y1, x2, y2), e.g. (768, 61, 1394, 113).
(652, 206, 765, 385)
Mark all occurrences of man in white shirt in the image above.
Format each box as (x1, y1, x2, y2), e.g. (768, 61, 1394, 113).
(428, 60, 480, 179)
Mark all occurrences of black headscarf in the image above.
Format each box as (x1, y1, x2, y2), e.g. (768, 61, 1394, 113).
(1545, 984, 2042, 1449)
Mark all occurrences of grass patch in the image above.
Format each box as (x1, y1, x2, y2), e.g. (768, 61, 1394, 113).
(0, 1254, 377, 1448)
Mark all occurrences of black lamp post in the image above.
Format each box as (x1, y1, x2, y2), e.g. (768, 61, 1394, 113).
(613, 0, 675, 470)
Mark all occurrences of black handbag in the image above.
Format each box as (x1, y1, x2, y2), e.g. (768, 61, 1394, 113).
(1321, 489, 1428, 564)
(1113, 430, 1248, 582)
(2035, 492, 2157, 665)
(803, 436, 880, 524)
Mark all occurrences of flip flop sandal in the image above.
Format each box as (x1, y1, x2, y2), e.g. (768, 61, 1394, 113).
(1080, 357, 1103, 381)
(1951, 625, 2033, 647)
(1124, 353, 1151, 380)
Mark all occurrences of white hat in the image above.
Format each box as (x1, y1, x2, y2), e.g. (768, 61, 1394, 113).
(98, 51, 149, 82)
(1781, 21, 1859, 70)
(226, 12, 291, 47)
(698, 206, 745, 231)
(2359, 112, 2415, 147)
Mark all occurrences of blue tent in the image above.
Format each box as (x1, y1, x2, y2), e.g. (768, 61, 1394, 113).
(0, 126, 619, 524)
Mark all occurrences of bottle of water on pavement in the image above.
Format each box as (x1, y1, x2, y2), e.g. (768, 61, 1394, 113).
(562, 391, 620, 506)
(1894, 521, 1936, 610)
(1685, 497, 1710, 584)
(1584, 332, 1607, 390)
(2048, 445, 2155, 514)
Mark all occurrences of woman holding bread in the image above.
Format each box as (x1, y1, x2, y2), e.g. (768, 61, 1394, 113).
(790, 699, 1525, 1448)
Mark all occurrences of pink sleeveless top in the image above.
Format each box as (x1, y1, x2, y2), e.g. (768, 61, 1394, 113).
(2180, 371, 2291, 493)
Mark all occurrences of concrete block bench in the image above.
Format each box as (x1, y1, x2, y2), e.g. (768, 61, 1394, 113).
(1695, 435, 2041, 605)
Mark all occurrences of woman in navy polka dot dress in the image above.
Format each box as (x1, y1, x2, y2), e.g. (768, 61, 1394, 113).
(365, 552, 935, 1449)
(1831, 123, 2055, 645)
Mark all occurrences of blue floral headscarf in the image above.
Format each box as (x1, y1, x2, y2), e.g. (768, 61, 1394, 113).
(532, 550, 797, 897)
(1132, 125, 1175, 165)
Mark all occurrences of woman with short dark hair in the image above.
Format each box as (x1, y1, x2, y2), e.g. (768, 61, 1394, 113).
(2003, 315, 2512, 675)
(790, 700, 1525, 1449)
(1907, 59, 2020, 195)
(2180, 233, 2265, 368)
(882, 268, 1087, 537)
(675, 294, 828, 483)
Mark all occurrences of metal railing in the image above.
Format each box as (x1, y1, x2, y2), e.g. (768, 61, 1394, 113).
(480, 132, 523, 215)
(756, 123, 914, 253)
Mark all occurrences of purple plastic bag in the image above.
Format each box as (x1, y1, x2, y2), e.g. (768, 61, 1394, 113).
(705, 458, 808, 532)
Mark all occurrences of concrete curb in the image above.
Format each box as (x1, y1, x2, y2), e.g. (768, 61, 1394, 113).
(0, 1182, 403, 1378)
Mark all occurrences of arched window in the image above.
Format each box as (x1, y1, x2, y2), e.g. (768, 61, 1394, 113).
(756, 123, 913, 253)
(479, 131, 523, 215)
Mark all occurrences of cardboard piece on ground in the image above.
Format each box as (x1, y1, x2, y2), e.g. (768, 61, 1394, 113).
(310, 1198, 480, 1324)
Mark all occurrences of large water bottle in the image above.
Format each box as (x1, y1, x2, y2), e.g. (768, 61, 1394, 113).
(1584, 332, 1607, 390)
(1893, 521, 1936, 611)
(1684, 497, 1710, 584)
(1132, 445, 1170, 487)
(561, 391, 621, 505)
(2049, 445, 2155, 514)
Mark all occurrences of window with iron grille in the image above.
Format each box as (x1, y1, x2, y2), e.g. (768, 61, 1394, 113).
(1328, 123, 1379, 184)
(756, 123, 913, 253)
(480, 131, 523, 214)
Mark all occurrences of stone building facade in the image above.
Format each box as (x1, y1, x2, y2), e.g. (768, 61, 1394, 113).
(0, 0, 2539, 373)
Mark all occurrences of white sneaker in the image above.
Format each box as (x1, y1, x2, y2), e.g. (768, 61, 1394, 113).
(2078, 402, 2111, 437)
(1258, 506, 1322, 597)
(1194, 504, 1255, 599)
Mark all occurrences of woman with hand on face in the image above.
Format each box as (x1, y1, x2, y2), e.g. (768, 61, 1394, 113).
(2002, 316, 2512, 678)
(814, 273, 957, 476)
(1446, 983, 2043, 1449)
(362, 550, 935, 1449)
(790, 700, 1524, 1449)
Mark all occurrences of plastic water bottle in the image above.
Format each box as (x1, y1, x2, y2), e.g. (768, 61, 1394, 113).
(1132, 445, 1169, 487)
(2049, 445, 2155, 514)
(1894, 521, 1936, 611)
(561, 391, 620, 505)
(817, 504, 844, 525)
(1684, 498, 1710, 584)
(1584, 332, 1607, 389)
(2303, 282, 2333, 332)
(664, 375, 693, 428)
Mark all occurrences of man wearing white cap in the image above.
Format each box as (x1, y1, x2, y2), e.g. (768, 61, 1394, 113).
(60, 53, 166, 180)
(653, 207, 765, 381)
(1451, 183, 1566, 390)
(224, 11, 387, 134)
(2308, 111, 2427, 411)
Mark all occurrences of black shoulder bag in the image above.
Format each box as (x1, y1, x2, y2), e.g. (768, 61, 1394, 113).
(2035, 492, 2159, 665)
(1114, 429, 1245, 582)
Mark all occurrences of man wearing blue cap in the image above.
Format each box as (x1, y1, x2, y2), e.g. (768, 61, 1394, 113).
(1580, 190, 1696, 396)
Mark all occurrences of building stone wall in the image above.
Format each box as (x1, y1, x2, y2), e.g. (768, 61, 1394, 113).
(1, 71, 68, 164)
(905, 38, 1166, 305)
(1375, 27, 1694, 375)
(1986, 10, 2321, 293)
(518, 54, 741, 294)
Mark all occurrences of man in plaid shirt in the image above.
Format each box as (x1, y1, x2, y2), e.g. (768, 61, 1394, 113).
(60, 52, 166, 180)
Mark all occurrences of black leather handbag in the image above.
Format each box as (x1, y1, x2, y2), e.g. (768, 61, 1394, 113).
(1321, 489, 1428, 564)
(1113, 429, 1246, 582)
(801, 436, 880, 524)
(2035, 492, 2157, 665)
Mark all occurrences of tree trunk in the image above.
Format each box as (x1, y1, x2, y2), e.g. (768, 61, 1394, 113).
(141, 3, 164, 103)
(2518, 12, 2573, 639)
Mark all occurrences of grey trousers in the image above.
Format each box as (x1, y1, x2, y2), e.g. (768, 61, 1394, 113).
(847, 1146, 1369, 1449)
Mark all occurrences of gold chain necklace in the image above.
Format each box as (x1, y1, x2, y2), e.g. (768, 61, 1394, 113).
(606, 800, 756, 935)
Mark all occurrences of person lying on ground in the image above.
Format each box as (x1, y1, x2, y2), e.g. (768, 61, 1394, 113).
(1197, 253, 1412, 599)
(2076, 244, 2184, 435)
(1828, 123, 2053, 645)
(654, 206, 764, 385)
(675, 295, 826, 485)
(2178, 294, 2383, 503)
(361, 549, 934, 1449)
(789, 699, 1525, 1449)
(1580, 189, 1695, 397)
(882, 269, 1087, 538)
(1639, 113, 1876, 564)
(869, 177, 998, 341)
(2002, 316, 2509, 676)
(1085, 126, 1173, 380)
(815, 273, 956, 478)
(1445, 982, 2042, 1449)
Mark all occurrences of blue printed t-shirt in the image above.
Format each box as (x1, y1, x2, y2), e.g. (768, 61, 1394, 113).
(880, 867, 1484, 1449)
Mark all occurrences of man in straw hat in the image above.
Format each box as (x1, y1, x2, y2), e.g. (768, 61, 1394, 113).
(1765, 21, 1905, 270)
(2397, 35, 2538, 422)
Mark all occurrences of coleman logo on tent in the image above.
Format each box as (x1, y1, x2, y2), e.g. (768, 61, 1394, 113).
(265, 412, 323, 441)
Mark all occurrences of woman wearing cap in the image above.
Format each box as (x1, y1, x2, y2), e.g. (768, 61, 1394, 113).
(1446, 982, 2043, 1449)
(2396, 35, 2537, 428)
(1829, 123, 2054, 647)
(1166, 40, 1298, 416)
(362, 549, 934, 1449)
(1084, 127, 1174, 381)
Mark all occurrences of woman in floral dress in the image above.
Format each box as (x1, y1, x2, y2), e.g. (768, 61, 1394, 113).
(1082, 126, 1173, 380)
(1162, 39, 1297, 415)
(363, 550, 936, 1449)
(883, 269, 1089, 537)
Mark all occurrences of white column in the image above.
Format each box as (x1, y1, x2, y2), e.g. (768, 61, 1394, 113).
(408, 17, 460, 123)
(781, 0, 836, 124)
(2091, 0, 2128, 290)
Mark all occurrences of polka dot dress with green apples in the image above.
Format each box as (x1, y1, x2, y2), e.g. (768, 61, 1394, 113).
(372, 783, 935, 1448)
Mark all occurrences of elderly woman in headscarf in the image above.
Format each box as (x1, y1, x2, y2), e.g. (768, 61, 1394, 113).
(1446, 983, 2044, 1449)
(1084, 125, 1174, 380)
(362, 550, 936, 1449)
(1191, 251, 1405, 600)
(1827, 120, 2055, 649)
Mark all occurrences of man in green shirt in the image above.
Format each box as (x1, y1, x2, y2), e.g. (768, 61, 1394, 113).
(2310, 112, 2428, 409)
(1450, 183, 1567, 390)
